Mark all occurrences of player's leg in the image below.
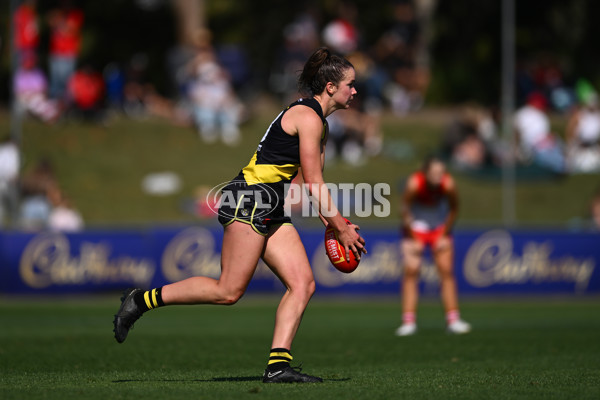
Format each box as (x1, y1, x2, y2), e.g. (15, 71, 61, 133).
(432, 236, 457, 312)
(113, 221, 265, 343)
(432, 236, 471, 334)
(260, 224, 321, 383)
(161, 222, 265, 304)
(263, 225, 315, 349)
(402, 238, 424, 315)
(396, 237, 424, 336)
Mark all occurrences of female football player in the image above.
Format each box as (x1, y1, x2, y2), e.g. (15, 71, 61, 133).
(396, 156, 471, 336)
(113, 47, 366, 383)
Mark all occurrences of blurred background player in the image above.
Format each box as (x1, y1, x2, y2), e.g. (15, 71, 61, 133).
(396, 156, 471, 336)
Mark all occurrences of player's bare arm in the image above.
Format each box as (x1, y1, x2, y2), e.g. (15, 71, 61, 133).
(292, 107, 365, 259)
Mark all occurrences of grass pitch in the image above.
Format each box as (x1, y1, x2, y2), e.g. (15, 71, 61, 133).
(1, 296, 599, 400)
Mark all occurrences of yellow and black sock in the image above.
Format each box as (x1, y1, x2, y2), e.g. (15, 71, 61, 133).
(266, 348, 293, 371)
(134, 287, 165, 312)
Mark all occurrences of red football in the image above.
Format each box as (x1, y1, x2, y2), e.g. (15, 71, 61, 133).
(324, 220, 360, 273)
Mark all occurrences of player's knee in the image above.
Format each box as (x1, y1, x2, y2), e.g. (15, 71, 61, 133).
(401, 239, 418, 253)
(438, 268, 454, 281)
(291, 276, 315, 302)
(402, 241, 424, 259)
(403, 265, 420, 279)
(305, 278, 316, 298)
(434, 237, 452, 251)
(301, 277, 316, 300)
(219, 287, 245, 305)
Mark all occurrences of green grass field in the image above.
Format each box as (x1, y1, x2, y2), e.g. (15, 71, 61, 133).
(1, 296, 599, 399)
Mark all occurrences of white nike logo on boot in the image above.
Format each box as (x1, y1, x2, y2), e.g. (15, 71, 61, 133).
(267, 371, 283, 378)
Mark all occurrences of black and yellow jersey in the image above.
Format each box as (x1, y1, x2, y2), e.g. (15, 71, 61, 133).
(218, 98, 328, 234)
(239, 97, 328, 186)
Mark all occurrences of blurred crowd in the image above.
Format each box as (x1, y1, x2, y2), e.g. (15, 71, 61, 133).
(5, 0, 600, 229)
(269, 0, 431, 165)
(11, 0, 600, 174)
(0, 135, 83, 231)
(6, 0, 86, 231)
(11, 0, 433, 165)
(441, 77, 600, 176)
(13, 0, 100, 124)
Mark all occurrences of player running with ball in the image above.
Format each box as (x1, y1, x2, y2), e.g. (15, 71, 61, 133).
(396, 156, 471, 336)
(113, 47, 366, 383)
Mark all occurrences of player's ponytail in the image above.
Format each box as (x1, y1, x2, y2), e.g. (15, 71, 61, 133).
(298, 47, 354, 97)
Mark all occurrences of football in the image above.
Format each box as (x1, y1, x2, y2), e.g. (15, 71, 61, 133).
(324, 220, 360, 273)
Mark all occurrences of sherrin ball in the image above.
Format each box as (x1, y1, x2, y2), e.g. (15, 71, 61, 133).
(324, 220, 360, 273)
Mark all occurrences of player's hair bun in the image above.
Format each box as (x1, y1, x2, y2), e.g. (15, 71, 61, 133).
(298, 47, 353, 96)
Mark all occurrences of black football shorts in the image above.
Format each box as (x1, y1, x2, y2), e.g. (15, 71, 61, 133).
(217, 180, 292, 235)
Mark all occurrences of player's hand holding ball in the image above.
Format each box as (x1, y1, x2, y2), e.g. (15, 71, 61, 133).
(325, 218, 366, 273)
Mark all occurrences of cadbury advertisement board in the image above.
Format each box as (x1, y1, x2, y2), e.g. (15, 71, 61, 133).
(0, 227, 598, 295)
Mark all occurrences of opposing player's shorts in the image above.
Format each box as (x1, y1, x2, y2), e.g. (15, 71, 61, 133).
(217, 180, 292, 236)
(409, 224, 450, 247)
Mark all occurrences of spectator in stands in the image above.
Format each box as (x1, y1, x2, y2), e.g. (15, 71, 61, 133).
(371, 0, 426, 115)
(270, 7, 321, 103)
(47, 0, 84, 100)
(13, 53, 60, 123)
(0, 135, 20, 228)
(48, 188, 84, 232)
(514, 92, 566, 173)
(13, 0, 39, 66)
(122, 53, 150, 118)
(186, 37, 243, 146)
(103, 62, 125, 112)
(322, 1, 360, 56)
(192, 185, 219, 219)
(19, 158, 60, 231)
(442, 104, 501, 170)
(566, 82, 600, 173)
(320, 2, 384, 163)
(326, 106, 381, 166)
(118, 52, 185, 123)
(67, 64, 105, 122)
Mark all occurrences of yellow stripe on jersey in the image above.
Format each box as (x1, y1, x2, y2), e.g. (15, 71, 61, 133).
(242, 153, 299, 185)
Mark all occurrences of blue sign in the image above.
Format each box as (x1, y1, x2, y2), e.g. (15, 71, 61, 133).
(0, 226, 598, 295)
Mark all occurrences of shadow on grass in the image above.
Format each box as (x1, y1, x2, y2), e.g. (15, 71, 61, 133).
(113, 377, 261, 383)
(113, 376, 351, 383)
